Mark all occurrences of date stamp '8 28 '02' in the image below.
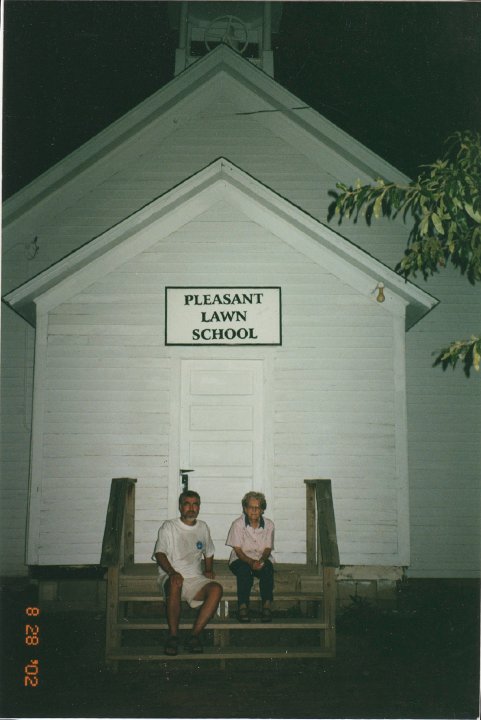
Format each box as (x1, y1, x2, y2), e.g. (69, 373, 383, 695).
(24, 606, 40, 687)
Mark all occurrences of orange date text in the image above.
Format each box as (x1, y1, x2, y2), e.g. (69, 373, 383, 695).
(24, 607, 41, 687)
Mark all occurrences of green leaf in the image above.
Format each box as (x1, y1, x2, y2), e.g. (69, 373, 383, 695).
(373, 194, 383, 219)
(465, 203, 481, 223)
(419, 214, 430, 236)
(431, 213, 444, 235)
(473, 345, 480, 372)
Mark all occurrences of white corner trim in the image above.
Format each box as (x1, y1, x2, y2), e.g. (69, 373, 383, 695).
(393, 313, 410, 566)
(25, 308, 48, 565)
(168, 357, 182, 520)
(262, 353, 275, 525)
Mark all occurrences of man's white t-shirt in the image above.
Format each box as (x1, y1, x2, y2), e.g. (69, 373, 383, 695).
(153, 518, 215, 580)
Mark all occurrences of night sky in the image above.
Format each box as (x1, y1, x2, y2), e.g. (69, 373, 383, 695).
(3, 1, 481, 199)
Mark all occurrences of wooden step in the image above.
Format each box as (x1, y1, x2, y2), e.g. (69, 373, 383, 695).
(117, 563, 324, 595)
(118, 562, 315, 575)
(108, 645, 335, 661)
(118, 590, 322, 602)
(117, 617, 329, 630)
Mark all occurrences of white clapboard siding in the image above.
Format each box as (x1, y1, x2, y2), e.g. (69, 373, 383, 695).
(0, 309, 34, 575)
(27, 206, 404, 567)
(320, 215, 480, 577)
(401, 268, 481, 578)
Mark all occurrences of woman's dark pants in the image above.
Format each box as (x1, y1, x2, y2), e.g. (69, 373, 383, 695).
(229, 559, 274, 606)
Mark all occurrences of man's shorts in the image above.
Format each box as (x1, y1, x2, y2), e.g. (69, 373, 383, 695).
(159, 574, 212, 608)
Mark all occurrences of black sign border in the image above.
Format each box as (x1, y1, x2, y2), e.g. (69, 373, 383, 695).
(165, 286, 282, 347)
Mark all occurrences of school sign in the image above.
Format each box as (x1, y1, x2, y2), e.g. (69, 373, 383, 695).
(165, 287, 282, 345)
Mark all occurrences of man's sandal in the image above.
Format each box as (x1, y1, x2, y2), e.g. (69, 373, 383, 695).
(185, 634, 203, 653)
(164, 635, 179, 656)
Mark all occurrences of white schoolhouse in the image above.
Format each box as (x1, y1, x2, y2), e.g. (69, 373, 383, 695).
(2, 3, 480, 587)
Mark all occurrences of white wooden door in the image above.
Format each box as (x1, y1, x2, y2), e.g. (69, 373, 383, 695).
(180, 359, 264, 559)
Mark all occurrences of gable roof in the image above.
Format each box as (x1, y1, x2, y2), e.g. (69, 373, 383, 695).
(3, 44, 410, 245)
(3, 157, 437, 329)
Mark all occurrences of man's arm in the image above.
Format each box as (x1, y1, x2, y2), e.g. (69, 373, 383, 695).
(154, 552, 183, 587)
(203, 554, 215, 579)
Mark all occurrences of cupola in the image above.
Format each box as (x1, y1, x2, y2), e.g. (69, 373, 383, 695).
(168, 1, 283, 77)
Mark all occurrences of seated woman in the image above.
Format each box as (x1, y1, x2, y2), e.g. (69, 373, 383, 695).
(225, 491, 275, 623)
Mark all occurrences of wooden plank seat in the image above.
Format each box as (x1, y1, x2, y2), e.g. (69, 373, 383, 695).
(117, 561, 323, 609)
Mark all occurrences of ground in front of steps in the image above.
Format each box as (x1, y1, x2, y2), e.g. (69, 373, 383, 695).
(1, 580, 479, 719)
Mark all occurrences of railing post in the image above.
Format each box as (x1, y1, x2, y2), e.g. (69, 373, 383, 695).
(304, 480, 317, 571)
(304, 480, 317, 569)
(123, 482, 136, 567)
(305, 478, 339, 656)
(101, 477, 137, 669)
(105, 565, 120, 671)
(315, 480, 340, 569)
(101, 478, 137, 568)
(323, 566, 337, 653)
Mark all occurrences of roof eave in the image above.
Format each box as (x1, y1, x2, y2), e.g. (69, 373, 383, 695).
(3, 157, 436, 329)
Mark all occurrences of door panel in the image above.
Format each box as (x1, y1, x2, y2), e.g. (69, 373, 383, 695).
(180, 359, 263, 559)
(190, 405, 252, 430)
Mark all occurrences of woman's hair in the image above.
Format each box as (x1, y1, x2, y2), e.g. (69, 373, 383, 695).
(242, 491, 267, 512)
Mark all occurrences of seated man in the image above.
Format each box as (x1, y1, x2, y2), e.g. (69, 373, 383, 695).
(153, 490, 223, 655)
(226, 491, 275, 623)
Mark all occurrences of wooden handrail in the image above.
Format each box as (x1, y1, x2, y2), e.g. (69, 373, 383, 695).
(304, 479, 339, 654)
(100, 478, 137, 567)
(304, 479, 340, 570)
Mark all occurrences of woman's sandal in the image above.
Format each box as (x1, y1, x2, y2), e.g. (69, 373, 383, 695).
(185, 634, 203, 653)
(238, 606, 250, 623)
(261, 607, 272, 623)
(164, 635, 179, 656)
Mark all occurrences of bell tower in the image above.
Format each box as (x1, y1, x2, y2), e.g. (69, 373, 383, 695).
(168, 1, 283, 78)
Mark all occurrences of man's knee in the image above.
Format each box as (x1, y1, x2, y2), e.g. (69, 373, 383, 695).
(196, 581, 223, 609)
(165, 578, 183, 599)
(166, 576, 182, 588)
(207, 581, 223, 601)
